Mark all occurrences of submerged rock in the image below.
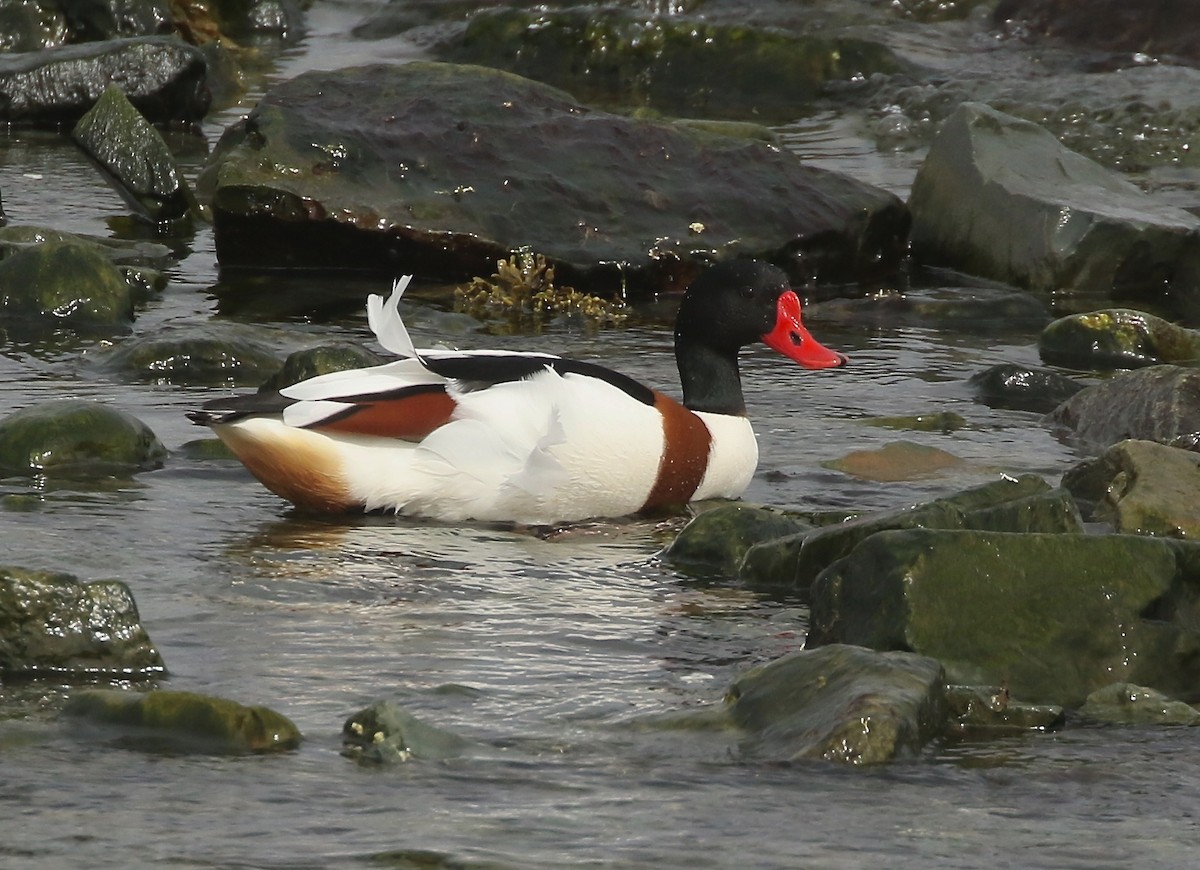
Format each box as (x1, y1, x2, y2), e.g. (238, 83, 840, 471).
(0, 240, 136, 332)
(660, 505, 811, 580)
(0, 566, 164, 679)
(809, 529, 1200, 707)
(909, 102, 1200, 317)
(726, 644, 947, 764)
(1077, 683, 1200, 727)
(1045, 364, 1200, 451)
(258, 342, 387, 393)
(0, 36, 210, 127)
(63, 689, 301, 753)
(1039, 309, 1200, 370)
(968, 363, 1085, 413)
(0, 399, 166, 476)
(209, 62, 908, 294)
(1062, 439, 1200, 537)
(823, 440, 969, 481)
(71, 83, 197, 226)
(100, 327, 284, 386)
(945, 685, 1064, 738)
(342, 700, 476, 764)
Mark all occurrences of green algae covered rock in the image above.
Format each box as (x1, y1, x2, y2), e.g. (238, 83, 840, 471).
(0, 399, 166, 476)
(342, 700, 476, 765)
(945, 685, 1064, 738)
(1077, 682, 1200, 726)
(726, 644, 947, 764)
(0, 566, 164, 679)
(809, 529, 1200, 707)
(100, 327, 284, 386)
(258, 342, 386, 393)
(660, 505, 811, 580)
(63, 688, 301, 754)
(0, 240, 135, 332)
(1039, 308, 1200, 370)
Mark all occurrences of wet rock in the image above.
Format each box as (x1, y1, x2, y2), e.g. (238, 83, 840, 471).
(969, 363, 1085, 413)
(1062, 439, 1200, 537)
(205, 0, 306, 41)
(0, 0, 70, 52)
(100, 326, 284, 386)
(739, 474, 1081, 595)
(909, 103, 1200, 318)
(0, 240, 136, 332)
(660, 505, 811, 581)
(209, 62, 909, 295)
(945, 685, 1064, 738)
(0, 36, 210, 128)
(0, 399, 166, 476)
(813, 284, 1050, 331)
(1077, 682, 1200, 727)
(824, 440, 968, 481)
(65, 0, 174, 41)
(0, 565, 164, 679)
(1045, 364, 1200, 450)
(864, 412, 968, 433)
(342, 700, 476, 764)
(257, 342, 387, 393)
(71, 83, 197, 226)
(62, 688, 301, 753)
(726, 644, 947, 764)
(441, 7, 911, 123)
(1038, 308, 1200, 370)
(808, 528, 1200, 707)
(994, 0, 1200, 66)
(0, 224, 173, 268)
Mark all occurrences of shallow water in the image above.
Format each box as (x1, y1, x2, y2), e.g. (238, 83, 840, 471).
(3, 5, 1199, 869)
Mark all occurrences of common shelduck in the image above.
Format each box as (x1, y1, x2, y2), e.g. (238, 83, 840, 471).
(188, 260, 847, 523)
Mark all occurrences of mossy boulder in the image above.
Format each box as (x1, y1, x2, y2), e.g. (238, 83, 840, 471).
(726, 644, 947, 764)
(0, 566, 164, 679)
(258, 341, 386, 393)
(71, 83, 197, 226)
(209, 61, 908, 294)
(62, 689, 301, 754)
(660, 505, 811, 580)
(1039, 309, 1200, 370)
(945, 685, 1064, 738)
(1062, 439, 1200, 537)
(1045, 365, 1200, 451)
(101, 327, 284, 386)
(0, 240, 136, 332)
(0, 399, 166, 476)
(809, 529, 1200, 707)
(1076, 683, 1200, 727)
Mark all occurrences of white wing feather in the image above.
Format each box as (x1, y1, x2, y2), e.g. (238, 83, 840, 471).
(366, 275, 417, 357)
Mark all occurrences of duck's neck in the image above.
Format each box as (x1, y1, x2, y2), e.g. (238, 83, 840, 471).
(676, 338, 746, 415)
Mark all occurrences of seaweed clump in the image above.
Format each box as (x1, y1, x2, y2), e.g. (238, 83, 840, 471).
(455, 250, 627, 329)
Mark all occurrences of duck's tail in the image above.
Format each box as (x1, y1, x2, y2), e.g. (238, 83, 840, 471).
(367, 275, 417, 358)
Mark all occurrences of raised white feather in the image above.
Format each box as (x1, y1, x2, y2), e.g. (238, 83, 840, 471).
(366, 275, 417, 358)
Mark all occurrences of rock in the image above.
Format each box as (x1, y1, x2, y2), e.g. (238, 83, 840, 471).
(726, 644, 947, 764)
(945, 685, 1064, 738)
(209, 62, 909, 294)
(205, 0, 306, 41)
(100, 327, 284, 386)
(0, 224, 173, 268)
(1062, 439, 1200, 537)
(441, 7, 911, 122)
(1039, 308, 1200, 370)
(0, 1, 70, 52)
(71, 83, 197, 226)
(0, 399, 166, 476)
(65, 0, 174, 41)
(342, 700, 476, 764)
(0, 566, 164, 678)
(823, 440, 968, 481)
(804, 284, 1050, 331)
(909, 103, 1200, 317)
(864, 411, 968, 433)
(0, 36, 210, 128)
(660, 505, 811, 580)
(0, 240, 136, 332)
(740, 474, 1080, 595)
(257, 342, 387, 393)
(994, 0, 1200, 66)
(62, 689, 301, 753)
(1045, 364, 1200, 451)
(808, 528, 1200, 707)
(969, 363, 1085, 413)
(1077, 682, 1200, 727)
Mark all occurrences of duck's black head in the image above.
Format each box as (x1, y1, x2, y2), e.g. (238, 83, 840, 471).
(674, 260, 847, 414)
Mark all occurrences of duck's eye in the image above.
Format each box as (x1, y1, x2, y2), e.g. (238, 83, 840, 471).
(738, 285, 755, 299)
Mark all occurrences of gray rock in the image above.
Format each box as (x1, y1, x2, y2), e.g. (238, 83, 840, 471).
(72, 83, 197, 225)
(1062, 439, 1200, 537)
(0, 399, 166, 476)
(65, 0, 174, 42)
(968, 363, 1085, 413)
(909, 102, 1200, 317)
(209, 62, 908, 295)
(1077, 682, 1200, 727)
(342, 700, 477, 764)
(0, 36, 210, 128)
(809, 528, 1200, 707)
(726, 644, 947, 764)
(1045, 364, 1200, 451)
(0, 566, 164, 679)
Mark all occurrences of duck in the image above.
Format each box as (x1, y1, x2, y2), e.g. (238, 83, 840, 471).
(187, 259, 847, 523)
